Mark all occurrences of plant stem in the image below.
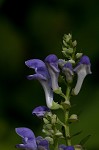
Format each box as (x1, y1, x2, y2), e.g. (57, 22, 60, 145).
(53, 125, 58, 150)
(53, 138, 58, 150)
(64, 109, 71, 146)
(64, 85, 71, 146)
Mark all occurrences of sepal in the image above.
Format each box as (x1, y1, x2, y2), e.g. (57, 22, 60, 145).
(61, 100, 71, 109)
(50, 101, 63, 110)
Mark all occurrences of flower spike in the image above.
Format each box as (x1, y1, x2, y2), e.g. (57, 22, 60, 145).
(45, 54, 60, 91)
(72, 55, 92, 95)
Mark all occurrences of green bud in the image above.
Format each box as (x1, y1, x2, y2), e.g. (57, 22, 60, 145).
(63, 34, 72, 43)
(72, 40, 77, 47)
(68, 59, 75, 64)
(45, 112, 53, 123)
(42, 129, 54, 136)
(46, 124, 52, 130)
(55, 131, 63, 137)
(45, 112, 52, 118)
(69, 114, 78, 122)
(49, 129, 54, 134)
(42, 129, 51, 136)
(66, 48, 73, 54)
(43, 118, 50, 124)
(45, 137, 54, 144)
(76, 53, 83, 59)
(51, 114, 57, 124)
(63, 40, 68, 47)
(43, 124, 52, 130)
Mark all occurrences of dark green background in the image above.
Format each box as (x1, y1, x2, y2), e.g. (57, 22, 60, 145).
(0, 0, 99, 149)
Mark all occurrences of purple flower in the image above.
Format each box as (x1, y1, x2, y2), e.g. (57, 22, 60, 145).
(45, 54, 60, 91)
(32, 106, 50, 118)
(15, 127, 49, 150)
(62, 62, 74, 83)
(73, 55, 92, 95)
(25, 59, 53, 108)
(36, 136, 49, 150)
(59, 145, 75, 150)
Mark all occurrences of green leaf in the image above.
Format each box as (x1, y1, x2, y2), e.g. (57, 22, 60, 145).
(71, 130, 82, 138)
(79, 135, 91, 146)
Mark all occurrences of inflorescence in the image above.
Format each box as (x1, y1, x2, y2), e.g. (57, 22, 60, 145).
(15, 34, 92, 150)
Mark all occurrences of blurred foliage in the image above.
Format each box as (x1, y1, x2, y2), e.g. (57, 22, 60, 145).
(0, 0, 99, 149)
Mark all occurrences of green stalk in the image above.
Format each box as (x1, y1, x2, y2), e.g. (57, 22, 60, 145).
(53, 126, 58, 150)
(53, 138, 58, 150)
(64, 85, 71, 146)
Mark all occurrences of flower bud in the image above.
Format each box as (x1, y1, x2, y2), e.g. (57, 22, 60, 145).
(72, 40, 77, 47)
(55, 131, 63, 137)
(43, 118, 50, 124)
(76, 53, 83, 59)
(45, 137, 54, 144)
(69, 114, 78, 122)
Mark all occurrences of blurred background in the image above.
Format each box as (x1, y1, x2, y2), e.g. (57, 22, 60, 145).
(0, 0, 99, 149)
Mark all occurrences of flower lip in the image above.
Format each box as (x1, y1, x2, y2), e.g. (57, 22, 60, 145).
(25, 59, 50, 79)
(27, 74, 47, 81)
(25, 59, 45, 69)
(15, 127, 35, 140)
(32, 106, 50, 117)
(15, 127, 37, 150)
